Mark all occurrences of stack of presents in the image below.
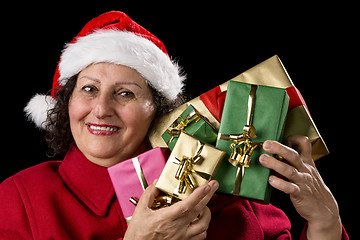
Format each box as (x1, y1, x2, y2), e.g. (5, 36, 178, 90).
(107, 55, 329, 222)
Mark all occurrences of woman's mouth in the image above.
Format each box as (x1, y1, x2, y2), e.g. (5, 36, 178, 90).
(86, 123, 120, 136)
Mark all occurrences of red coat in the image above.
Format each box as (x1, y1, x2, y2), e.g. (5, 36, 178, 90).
(0, 146, 348, 239)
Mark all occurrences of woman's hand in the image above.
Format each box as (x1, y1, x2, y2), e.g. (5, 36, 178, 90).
(259, 135, 342, 240)
(124, 180, 219, 240)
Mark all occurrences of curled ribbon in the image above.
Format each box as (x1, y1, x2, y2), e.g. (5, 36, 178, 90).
(127, 194, 179, 223)
(219, 125, 263, 168)
(166, 110, 201, 145)
(129, 194, 179, 210)
(217, 85, 263, 194)
(170, 140, 211, 196)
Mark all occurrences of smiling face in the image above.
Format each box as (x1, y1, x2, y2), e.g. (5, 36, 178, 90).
(68, 63, 156, 167)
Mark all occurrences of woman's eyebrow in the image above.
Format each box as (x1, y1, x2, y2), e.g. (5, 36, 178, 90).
(115, 81, 142, 89)
(79, 76, 142, 89)
(79, 76, 101, 83)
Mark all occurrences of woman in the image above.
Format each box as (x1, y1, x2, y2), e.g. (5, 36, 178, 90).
(0, 11, 347, 239)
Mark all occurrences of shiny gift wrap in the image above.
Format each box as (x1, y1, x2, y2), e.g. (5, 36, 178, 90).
(149, 55, 328, 161)
(214, 81, 289, 203)
(161, 104, 217, 150)
(108, 147, 170, 222)
(156, 132, 226, 200)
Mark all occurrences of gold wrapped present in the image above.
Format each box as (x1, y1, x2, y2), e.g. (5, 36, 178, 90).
(156, 132, 226, 200)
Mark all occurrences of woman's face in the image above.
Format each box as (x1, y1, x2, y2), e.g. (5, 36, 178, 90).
(68, 63, 156, 167)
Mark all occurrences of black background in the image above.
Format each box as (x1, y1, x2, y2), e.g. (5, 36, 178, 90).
(1, 3, 356, 238)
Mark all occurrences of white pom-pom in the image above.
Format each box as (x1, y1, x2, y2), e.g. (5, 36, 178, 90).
(24, 94, 56, 129)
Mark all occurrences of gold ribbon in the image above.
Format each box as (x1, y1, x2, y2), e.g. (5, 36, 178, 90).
(129, 194, 179, 210)
(219, 125, 263, 168)
(128, 157, 179, 219)
(166, 109, 202, 145)
(128, 195, 179, 222)
(131, 157, 148, 190)
(217, 85, 263, 194)
(169, 140, 211, 196)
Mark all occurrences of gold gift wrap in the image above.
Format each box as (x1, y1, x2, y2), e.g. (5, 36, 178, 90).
(155, 132, 226, 200)
(149, 55, 328, 161)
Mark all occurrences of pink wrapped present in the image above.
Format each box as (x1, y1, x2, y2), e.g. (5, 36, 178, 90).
(108, 147, 170, 222)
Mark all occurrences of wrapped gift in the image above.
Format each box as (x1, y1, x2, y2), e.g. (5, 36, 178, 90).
(161, 104, 218, 150)
(156, 132, 225, 200)
(108, 147, 170, 222)
(149, 55, 328, 161)
(214, 81, 289, 203)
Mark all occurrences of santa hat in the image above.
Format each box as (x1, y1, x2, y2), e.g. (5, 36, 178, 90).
(24, 11, 185, 128)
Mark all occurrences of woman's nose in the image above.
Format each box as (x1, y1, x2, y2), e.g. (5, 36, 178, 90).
(93, 94, 115, 119)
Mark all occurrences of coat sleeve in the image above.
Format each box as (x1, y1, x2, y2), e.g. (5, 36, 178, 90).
(299, 223, 350, 240)
(0, 177, 33, 239)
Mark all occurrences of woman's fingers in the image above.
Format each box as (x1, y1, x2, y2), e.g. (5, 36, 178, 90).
(262, 140, 305, 171)
(286, 135, 314, 166)
(136, 179, 160, 209)
(188, 180, 219, 211)
(259, 152, 303, 183)
(187, 207, 211, 239)
(137, 179, 218, 222)
(169, 180, 219, 221)
(260, 139, 309, 194)
(129, 180, 218, 240)
(268, 175, 300, 195)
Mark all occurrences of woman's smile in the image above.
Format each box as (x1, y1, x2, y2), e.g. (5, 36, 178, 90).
(86, 122, 121, 136)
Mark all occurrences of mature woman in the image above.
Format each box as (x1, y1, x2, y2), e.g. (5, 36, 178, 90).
(0, 11, 347, 240)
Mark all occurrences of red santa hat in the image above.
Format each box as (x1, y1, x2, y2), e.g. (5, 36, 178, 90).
(24, 11, 185, 128)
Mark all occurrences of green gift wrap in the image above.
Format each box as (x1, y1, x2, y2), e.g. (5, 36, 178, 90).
(214, 81, 289, 203)
(161, 104, 218, 151)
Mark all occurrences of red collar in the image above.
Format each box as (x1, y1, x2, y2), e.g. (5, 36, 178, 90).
(59, 146, 115, 217)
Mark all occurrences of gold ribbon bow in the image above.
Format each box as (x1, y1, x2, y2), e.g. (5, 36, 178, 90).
(217, 85, 263, 194)
(166, 110, 201, 144)
(170, 140, 211, 196)
(219, 125, 263, 168)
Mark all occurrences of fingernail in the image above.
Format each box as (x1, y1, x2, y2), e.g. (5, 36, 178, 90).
(260, 154, 268, 162)
(268, 175, 276, 184)
(203, 185, 211, 194)
(209, 180, 219, 190)
(263, 141, 272, 150)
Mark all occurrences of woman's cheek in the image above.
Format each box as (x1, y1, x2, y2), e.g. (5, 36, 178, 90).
(120, 100, 155, 128)
(68, 96, 89, 123)
(141, 100, 156, 119)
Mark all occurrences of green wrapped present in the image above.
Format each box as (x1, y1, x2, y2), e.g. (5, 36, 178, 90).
(214, 81, 289, 203)
(161, 104, 218, 150)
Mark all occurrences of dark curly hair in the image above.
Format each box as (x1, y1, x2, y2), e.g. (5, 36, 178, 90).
(44, 74, 186, 157)
(45, 75, 77, 157)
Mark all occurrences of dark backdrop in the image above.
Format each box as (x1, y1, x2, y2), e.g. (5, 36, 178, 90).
(1, 3, 355, 238)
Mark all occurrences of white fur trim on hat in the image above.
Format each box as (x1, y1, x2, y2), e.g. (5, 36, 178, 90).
(59, 29, 185, 101)
(24, 94, 56, 129)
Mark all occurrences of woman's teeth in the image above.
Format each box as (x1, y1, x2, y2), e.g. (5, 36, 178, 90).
(88, 125, 119, 131)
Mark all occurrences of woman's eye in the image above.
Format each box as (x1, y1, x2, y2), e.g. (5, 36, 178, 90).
(81, 86, 97, 93)
(118, 90, 135, 98)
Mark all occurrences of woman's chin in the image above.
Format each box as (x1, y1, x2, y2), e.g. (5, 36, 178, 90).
(78, 144, 121, 165)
